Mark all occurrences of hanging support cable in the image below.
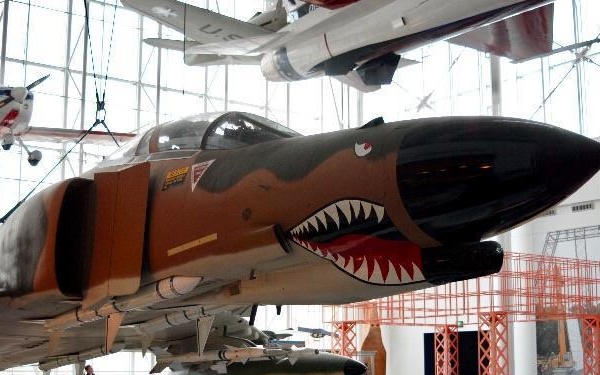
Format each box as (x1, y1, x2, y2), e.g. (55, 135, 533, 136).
(0, 118, 119, 224)
(0, 1, 122, 224)
(90, 96, 119, 146)
(83, 0, 119, 146)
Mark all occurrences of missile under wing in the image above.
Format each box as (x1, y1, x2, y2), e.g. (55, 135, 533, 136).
(0, 112, 599, 370)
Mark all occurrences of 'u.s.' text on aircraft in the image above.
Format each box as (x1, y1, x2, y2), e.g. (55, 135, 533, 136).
(0, 111, 599, 372)
(122, 0, 557, 91)
(0, 75, 136, 166)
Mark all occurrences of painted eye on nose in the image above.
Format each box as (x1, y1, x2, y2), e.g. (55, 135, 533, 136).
(354, 142, 372, 157)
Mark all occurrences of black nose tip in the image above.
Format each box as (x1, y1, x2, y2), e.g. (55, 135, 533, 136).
(396, 117, 600, 244)
(344, 360, 367, 375)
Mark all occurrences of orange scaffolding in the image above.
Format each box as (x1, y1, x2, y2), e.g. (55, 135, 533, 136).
(478, 312, 509, 375)
(435, 325, 459, 375)
(583, 316, 600, 375)
(327, 251, 600, 373)
(332, 321, 358, 357)
(328, 252, 600, 326)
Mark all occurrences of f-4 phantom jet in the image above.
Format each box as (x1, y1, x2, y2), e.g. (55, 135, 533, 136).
(0, 112, 599, 371)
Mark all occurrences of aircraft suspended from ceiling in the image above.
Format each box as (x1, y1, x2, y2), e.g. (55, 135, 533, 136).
(0, 109, 599, 372)
(0, 75, 136, 166)
(122, 0, 560, 92)
(0, 75, 50, 166)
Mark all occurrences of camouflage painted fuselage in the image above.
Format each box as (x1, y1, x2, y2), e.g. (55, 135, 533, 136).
(0, 114, 599, 370)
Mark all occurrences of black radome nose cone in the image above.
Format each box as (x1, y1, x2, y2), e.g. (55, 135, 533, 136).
(396, 117, 600, 244)
(344, 360, 367, 375)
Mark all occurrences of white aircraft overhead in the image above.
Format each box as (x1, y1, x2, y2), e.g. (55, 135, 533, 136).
(0, 76, 135, 166)
(121, 0, 555, 92)
(0, 76, 49, 166)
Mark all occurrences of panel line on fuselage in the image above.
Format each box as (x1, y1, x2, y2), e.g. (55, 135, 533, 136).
(167, 233, 219, 256)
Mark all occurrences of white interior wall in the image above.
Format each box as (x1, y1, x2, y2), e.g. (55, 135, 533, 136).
(531, 172, 600, 259)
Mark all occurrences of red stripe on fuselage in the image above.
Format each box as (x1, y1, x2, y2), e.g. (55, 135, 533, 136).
(304, 0, 361, 10)
(323, 34, 334, 58)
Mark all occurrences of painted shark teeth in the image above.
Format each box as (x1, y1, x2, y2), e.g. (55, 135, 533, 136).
(307, 216, 319, 231)
(288, 199, 425, 286)
(315, 211, 327, 230)
(337, 200, 352, 223)
(369, 261, 385, 284)
(386, 261, 402, 284)
(291, 199, 385, 235)
(323, 204, 340, 229)
(329, 254, 424, 285)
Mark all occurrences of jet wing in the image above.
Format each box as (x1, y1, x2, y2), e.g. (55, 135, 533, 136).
(447, 4, 554, 61)
(0, 282, 254, 371)
(142, 38, 197, 52)
(333, 72, 381, 93)
(333, 55, 418, 93)
(184, 33, 286, 56)
(510, 37, 600, 64)
(120, 0, 272, 45)
(0, 297, 311, 373)
(143, 38, 264, 65)
(183, 54, 263, 66)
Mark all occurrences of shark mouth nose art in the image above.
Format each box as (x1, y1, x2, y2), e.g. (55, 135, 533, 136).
(288, 199, 425, 285)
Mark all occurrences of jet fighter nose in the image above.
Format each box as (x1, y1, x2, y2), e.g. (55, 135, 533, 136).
(344, 359, 367, 375)
(396, 117, 600, 245)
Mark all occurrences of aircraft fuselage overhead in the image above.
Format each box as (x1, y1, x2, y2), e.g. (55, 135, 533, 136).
(260, 0, 551, 83)
(122, 0, 554, 91)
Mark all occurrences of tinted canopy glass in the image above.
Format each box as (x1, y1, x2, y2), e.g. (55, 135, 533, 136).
(203, 112, 299, 150)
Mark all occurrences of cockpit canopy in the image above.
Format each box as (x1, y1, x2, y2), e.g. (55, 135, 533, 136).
(106, 112, 300, 162)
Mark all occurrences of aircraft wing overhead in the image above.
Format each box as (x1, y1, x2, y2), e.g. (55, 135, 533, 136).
(333, 72, 381, 93)
(142, 38, 196, 52)
(447, 4, 554, 61)
(184, 33, 285, 56)
(0, 301, 255, 371)
(511, 37, 600, 64)
(120, 0, 272, 45)
(143, 38, 264, 65)
(332, 55, 418, 93)
(19, 127, 136, 145)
